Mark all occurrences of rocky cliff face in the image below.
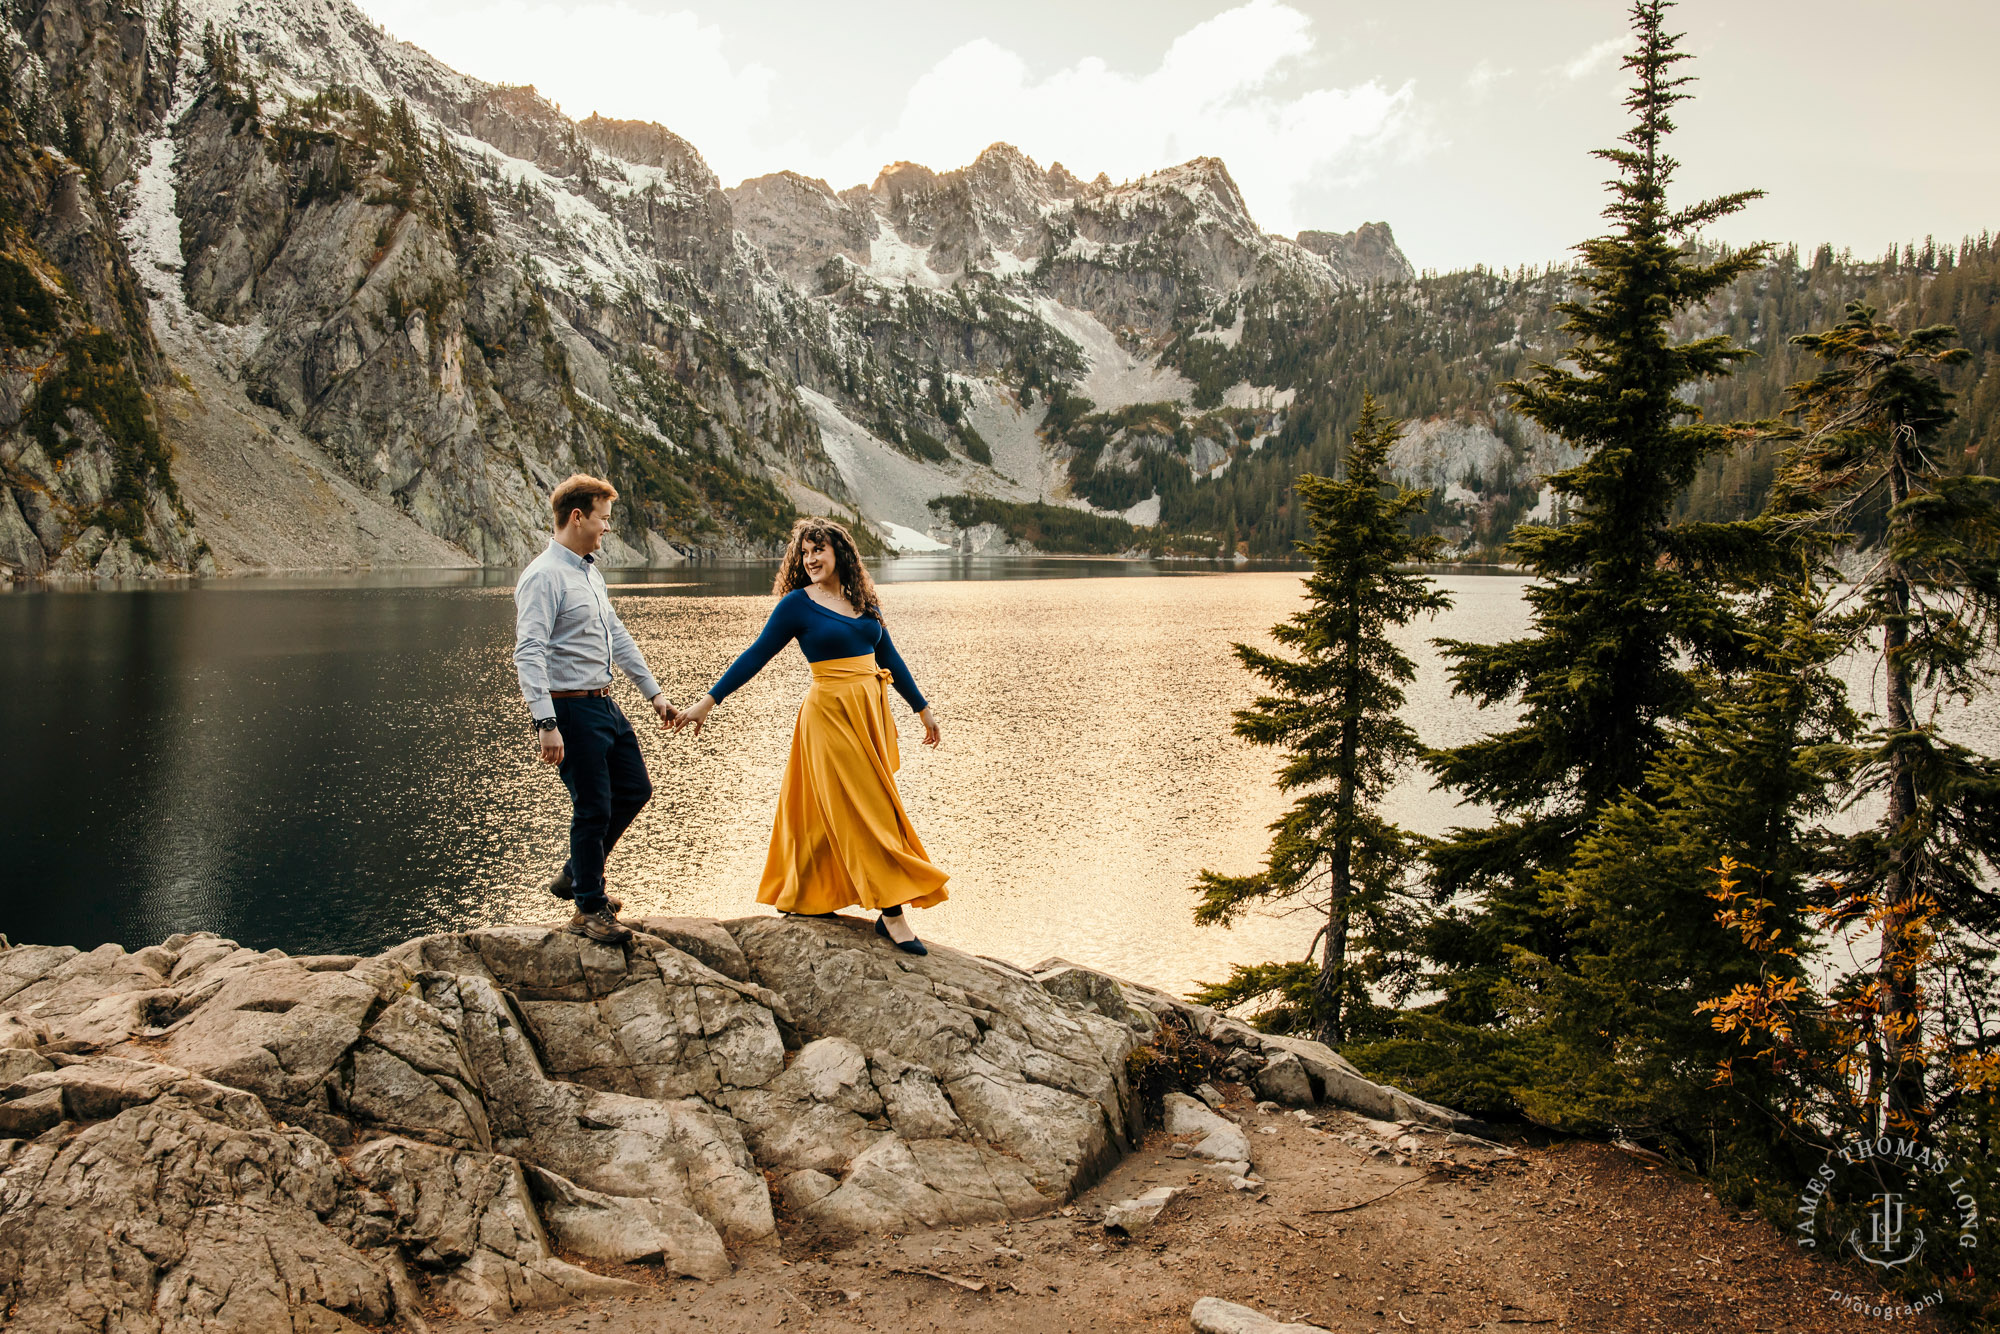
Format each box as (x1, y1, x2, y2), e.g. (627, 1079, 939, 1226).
(0, 0, 205, 575)
(1296, 221, 1416, 286)
(0, 919, 1468, 1328)
(0, 0, 1417, 574)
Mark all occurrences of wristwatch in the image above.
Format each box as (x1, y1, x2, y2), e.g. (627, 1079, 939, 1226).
(534, 716, 558, 732)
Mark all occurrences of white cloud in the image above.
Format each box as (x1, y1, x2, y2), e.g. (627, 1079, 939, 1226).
(356, 0, 1417, 235)
(1465, 59, 1511, 99)
(1560, 37, 1629, 81)
(358, 0, 782, 179)
(818, 0, 1415, 235)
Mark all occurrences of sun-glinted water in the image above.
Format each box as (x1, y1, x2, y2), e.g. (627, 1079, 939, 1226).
(5, 563, 1514, 993)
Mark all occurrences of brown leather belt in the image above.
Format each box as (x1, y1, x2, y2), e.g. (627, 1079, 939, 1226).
(549, 687, 612, 698)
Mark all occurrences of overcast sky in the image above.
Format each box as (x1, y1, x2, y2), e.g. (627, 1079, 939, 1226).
(351, 0, 2000, 273)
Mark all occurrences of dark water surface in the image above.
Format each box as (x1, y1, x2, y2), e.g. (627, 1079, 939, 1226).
(2, 558, 1535, 993)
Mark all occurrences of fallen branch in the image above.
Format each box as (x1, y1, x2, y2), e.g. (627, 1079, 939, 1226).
(891, 1268, 988, 1293)
(1303, 1171, 1439, 1215)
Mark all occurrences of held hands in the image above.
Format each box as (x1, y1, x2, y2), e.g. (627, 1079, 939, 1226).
(649, 693, 678, 727)
(656, 695, 934, 744)
(670, 694, 716, 737)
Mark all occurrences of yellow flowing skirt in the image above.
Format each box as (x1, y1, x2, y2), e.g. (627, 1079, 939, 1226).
(755, 654, 950, 914)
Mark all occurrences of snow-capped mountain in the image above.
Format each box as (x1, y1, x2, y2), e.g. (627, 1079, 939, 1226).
(0, 0, 1412, 574)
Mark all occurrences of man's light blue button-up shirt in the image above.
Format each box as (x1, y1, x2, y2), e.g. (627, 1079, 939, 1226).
(513, 540, 662, 718)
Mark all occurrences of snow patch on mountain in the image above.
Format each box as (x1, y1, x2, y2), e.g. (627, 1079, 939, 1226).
(799, 386, 960, 532)
(118, 125, 269, 374)
(866, 224, 947, 289)
(982, 247, 1038, 280)
(878, 521, 951, 552)
(1194, 312, 1246, 347)
(119, 137, 188, 326)
(1221, 382, 1295, 410)
(1032, 299, 1193, 410)
(1122, 493, 1162, 527)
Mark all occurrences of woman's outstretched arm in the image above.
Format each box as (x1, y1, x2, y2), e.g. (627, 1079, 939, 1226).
(674, 594, 804, 737)
(709, 594, 804, 704)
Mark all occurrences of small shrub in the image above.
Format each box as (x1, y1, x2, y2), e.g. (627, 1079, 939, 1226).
(902, 427, 950, 464)
(1123, 1012, 1223, 1126)
(957, 423, 992, 466)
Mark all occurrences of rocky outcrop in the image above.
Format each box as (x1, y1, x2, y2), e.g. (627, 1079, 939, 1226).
(1295, 221, 1415, 287)
(727, 171, 874, 291)
(0, 0, 210, 577)
(0, 919, 1469, 1331)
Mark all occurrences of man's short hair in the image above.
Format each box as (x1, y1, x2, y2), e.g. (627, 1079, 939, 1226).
(551, 474, 618, 528)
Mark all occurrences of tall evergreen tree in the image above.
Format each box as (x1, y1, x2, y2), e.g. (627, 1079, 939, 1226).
(1501, 573, 1856, 1142)
(1419, 0, 1773, 1030)
(1190, 396, 1449, 1044)
(1768, 302, 2000, 1132)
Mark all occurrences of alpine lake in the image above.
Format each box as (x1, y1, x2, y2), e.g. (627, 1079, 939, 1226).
(8, 558, 1978, 996)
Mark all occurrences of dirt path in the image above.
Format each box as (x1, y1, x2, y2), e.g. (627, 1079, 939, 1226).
(433, 1095, 1951, 1333)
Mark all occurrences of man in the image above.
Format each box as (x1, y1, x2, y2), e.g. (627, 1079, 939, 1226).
(514, 474, 675, 944)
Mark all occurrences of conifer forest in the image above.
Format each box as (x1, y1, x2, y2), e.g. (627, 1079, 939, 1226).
(1189, 3, 2000, 1324)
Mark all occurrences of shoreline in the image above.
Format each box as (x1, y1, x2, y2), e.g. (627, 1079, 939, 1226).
(0, 554, 1532, 592)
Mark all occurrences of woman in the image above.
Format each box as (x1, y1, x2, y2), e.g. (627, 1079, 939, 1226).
(672, 518, 946, 954)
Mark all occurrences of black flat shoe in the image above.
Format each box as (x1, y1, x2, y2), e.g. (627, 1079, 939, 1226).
(875, 915, 928, 956)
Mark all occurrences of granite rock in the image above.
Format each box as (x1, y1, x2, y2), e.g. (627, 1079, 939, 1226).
(1103, 1185, 1178, 1235)
(1251, 1051, 1316, 1107)
(1163, 1092, 1252, 1162)
(1190, 1295, 1332, 1333)
(0, 919, 1472, 1331)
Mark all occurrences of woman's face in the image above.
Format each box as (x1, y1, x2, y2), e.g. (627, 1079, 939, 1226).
(801, 538, 837, 587)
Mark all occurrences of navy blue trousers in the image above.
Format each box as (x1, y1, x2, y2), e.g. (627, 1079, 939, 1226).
(552, 696, 652, 912)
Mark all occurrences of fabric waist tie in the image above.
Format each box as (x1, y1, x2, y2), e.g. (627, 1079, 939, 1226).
(807, 655, 891, 685)
(808, 655, 898, 770)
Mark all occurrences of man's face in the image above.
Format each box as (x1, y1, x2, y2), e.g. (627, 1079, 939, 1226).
(565, 496, 613, 553)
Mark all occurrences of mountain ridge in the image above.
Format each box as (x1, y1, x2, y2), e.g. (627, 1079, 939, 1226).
(0, 0, 1409, 575)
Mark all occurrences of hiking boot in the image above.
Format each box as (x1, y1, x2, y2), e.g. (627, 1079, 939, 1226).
(568, 906, 632, 945)
(545, 866, 622, 914)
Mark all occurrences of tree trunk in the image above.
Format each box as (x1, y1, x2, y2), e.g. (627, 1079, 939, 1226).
(1318, 603, 1363, 1047)
(1318, 868, 1350, 1046)
(1878, 446, 1926, 1133)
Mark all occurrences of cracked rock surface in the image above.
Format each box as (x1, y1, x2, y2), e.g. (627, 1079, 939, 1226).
(0, 918, 1465, 1332)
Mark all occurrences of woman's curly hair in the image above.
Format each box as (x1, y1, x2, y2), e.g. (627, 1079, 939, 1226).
(773, 518, 883, 621)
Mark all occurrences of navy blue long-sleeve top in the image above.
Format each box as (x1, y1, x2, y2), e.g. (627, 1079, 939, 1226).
(708, 588, 928, 711)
